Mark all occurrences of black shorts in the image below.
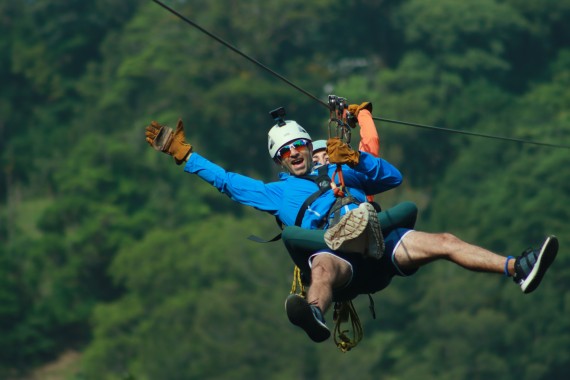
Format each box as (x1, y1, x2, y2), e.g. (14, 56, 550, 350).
(282, 227, 418, 302)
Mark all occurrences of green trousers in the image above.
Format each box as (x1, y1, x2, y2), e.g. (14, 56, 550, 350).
(282, 201, 418, 300)
(282, 201, 417, 254)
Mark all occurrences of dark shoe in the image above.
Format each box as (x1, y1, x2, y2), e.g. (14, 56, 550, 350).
(285, 294, 330, 342)
(513, 235, 558, 294)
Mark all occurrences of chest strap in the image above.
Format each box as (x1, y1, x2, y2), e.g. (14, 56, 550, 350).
(247, 166, 331, 243)
(294, 165, 332, 227)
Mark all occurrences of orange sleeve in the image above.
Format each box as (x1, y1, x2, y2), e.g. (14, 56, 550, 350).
(357, 109, 380, 157)
(356, 109, 380, 203)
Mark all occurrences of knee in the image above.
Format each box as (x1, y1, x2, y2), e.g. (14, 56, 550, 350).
(436, 232, 462, 255)
(311, 262, 333, 284)
(311, 256, 352, 289)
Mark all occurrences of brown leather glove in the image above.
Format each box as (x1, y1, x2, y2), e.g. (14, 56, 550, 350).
(145, 119, 192, 165)
(348, 102, 373, 118)
(326, 137, 360, 167)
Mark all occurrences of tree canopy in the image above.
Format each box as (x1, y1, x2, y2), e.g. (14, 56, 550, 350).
(1, 1, 569, 379)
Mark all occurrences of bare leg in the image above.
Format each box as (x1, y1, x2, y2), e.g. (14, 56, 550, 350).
(394, 231, 515, 275)
(307, 254, 352, 313)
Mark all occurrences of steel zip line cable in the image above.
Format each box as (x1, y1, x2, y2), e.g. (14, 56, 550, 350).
(152, 0, 570, 151)
(372, 117, 570, 149)
(151, 0, 325, 107)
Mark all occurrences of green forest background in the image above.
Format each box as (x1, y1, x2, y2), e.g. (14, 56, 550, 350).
(1, 0, 569, 379)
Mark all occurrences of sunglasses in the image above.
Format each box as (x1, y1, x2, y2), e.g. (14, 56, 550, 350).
(277, 139, 311, 160)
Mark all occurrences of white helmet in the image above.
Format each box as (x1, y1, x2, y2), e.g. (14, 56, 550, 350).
(312, 139, 327, 152)
(267, 120, 312, 159)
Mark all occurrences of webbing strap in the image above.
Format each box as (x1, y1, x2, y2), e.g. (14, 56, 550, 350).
(294, 165, 331, 227)
(248, 166, 331, 243)
(327, 195, 360, 227)
(247, 232, 282, 243)
(247, 216, 283, 243)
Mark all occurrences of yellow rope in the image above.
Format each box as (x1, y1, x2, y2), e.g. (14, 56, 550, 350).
(290, 266, 364, 352)
(290, 265, 306, 297)
(333, 300, 363, 353)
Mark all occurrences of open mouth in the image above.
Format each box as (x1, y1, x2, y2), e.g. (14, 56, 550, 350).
(291, 157, 305, 169)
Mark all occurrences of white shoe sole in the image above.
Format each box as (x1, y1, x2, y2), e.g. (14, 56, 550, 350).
(520, 235, 558, 294)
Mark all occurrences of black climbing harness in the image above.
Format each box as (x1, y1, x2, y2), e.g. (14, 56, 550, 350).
(249, 102, 358, 243)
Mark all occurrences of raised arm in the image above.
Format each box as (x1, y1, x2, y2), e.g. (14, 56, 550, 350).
(184, 153, 283, 213)
(145, 119, 283, 214)
(348, 102, 379, 157)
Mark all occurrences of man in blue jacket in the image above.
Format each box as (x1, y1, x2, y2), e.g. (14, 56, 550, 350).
(145, 118, 558, 344)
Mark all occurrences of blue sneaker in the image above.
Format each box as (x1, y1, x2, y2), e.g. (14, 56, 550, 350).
(513, 235, 558, 294)
(285, 294, 330, 342)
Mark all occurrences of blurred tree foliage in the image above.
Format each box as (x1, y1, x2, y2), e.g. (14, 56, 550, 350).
(1, 0, 569, 379)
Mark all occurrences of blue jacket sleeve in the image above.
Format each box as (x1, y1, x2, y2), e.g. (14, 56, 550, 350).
(350, 151, 402, 194)
(184, 153, 282, 214)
